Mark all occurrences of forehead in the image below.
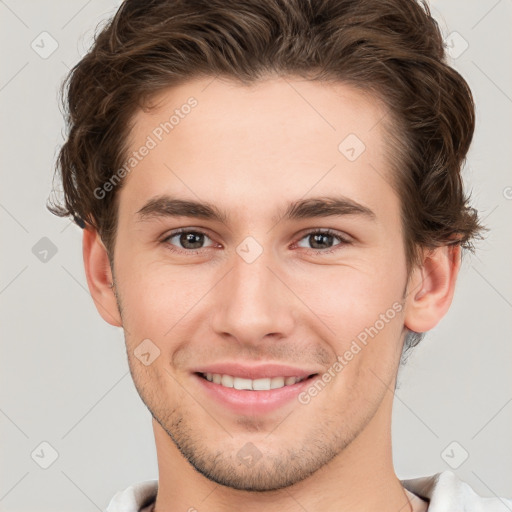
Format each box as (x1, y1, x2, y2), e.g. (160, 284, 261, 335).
(118, 76, 397, 226)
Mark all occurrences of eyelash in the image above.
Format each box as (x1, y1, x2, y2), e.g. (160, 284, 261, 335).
(161, 228, 351, 256)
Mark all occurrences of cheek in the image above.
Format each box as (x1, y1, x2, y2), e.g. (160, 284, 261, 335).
(116, 258, 214, 344)
(316, 282, 405, 408)
(290, 261, 406, 393)
(292, 259, 405, 334)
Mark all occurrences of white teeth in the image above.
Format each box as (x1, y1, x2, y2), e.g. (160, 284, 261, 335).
(221, 375, 234, 387)
(233, 377, 253, 390)
(202, 373, 306, 390)
(270, 376, 285, 389)
(252, 378, 272, 391)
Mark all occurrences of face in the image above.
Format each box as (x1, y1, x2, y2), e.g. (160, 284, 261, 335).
(101, 76, 412, 490)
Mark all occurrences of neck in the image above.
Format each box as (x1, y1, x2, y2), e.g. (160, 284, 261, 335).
(153, 392, 410, 512)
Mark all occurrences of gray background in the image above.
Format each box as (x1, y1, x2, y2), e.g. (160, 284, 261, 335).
(0, 1, 511, 510)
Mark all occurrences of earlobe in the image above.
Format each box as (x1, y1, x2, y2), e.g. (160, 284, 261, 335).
(404, 244, 461, 334)
(82, 227, 122, 327)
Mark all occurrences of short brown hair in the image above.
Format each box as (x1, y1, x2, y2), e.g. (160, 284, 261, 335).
(47, 0, 484, 351)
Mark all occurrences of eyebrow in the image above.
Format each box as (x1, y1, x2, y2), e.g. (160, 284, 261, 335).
(135, 194, 376, 224)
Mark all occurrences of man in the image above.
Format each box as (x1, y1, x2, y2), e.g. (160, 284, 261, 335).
(48, 0, 510, 510)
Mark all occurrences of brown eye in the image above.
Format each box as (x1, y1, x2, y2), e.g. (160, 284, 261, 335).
(295, 229, 350, 254)
(162, 229, 215, 253)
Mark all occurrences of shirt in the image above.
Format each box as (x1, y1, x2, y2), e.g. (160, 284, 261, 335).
(104, 471, 512, 512)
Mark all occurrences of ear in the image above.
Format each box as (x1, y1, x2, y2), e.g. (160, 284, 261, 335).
(404, 244, 461, 333)
(82, 227, 122, 327)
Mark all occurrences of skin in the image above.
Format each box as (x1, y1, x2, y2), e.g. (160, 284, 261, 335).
(83, 76, 460, 512)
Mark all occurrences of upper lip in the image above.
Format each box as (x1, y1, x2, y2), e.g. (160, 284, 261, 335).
(192, 362, 320, 380)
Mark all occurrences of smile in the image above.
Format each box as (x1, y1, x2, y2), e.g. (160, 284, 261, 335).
(194, 372, 319, 415)
(199, 372, 312, 390)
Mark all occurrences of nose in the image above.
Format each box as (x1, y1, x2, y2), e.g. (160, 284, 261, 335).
(211, 245, 296, 346)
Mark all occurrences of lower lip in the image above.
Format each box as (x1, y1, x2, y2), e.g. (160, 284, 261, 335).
(193, 373, 318, 415)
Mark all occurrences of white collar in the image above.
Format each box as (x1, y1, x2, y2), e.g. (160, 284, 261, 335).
(105, 471, 512, 511)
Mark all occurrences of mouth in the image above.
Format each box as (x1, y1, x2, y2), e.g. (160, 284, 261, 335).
(195, 372, 318, 391)
(193, 371, 320, 415)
